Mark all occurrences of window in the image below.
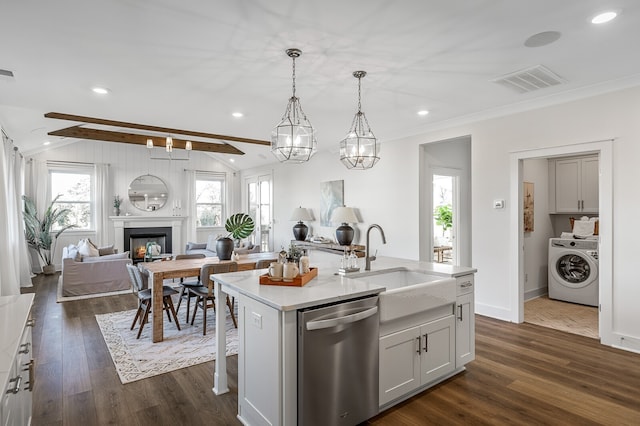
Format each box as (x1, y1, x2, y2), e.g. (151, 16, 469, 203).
(49, 165, 93, 230)
(196, 173, 226, 227)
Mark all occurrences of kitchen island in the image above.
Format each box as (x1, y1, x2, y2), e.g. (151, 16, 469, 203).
(212, 254, 476, 425)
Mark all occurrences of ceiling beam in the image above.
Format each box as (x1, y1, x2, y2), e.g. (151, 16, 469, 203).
(44, 112, 270, 146)
(48, 126, 246, 155)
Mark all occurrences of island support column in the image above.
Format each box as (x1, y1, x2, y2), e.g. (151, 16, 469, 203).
(213, 279, 229, 394)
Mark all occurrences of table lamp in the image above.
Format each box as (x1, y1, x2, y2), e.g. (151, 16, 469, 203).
(290, 207, 313, 241)
(331, 206, 359, 246)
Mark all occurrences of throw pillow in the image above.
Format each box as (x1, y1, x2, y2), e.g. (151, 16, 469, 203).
(82, 251, 130, 262)
(65, 245, 81, 262)
(98, 244, 116, 256)
(186, 242, 207, 250)
(206, 234, 218, 252)
(78, 239, 99, 257)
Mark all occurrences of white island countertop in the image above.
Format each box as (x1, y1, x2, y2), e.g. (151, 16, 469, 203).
(0, 294, 34, 392)
(211, 254, 477, 312)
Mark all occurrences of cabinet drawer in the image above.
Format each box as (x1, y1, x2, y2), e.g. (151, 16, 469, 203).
(456, 275, 474, 296)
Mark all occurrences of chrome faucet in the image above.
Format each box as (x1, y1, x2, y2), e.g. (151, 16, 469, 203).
(365, 224, 387, 271)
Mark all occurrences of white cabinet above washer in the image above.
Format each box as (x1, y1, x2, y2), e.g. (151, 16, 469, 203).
(549, 155, 599, 214)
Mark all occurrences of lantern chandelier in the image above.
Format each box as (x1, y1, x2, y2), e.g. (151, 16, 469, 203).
(271, 48, 317, 163)
(340, 71, 380, 170)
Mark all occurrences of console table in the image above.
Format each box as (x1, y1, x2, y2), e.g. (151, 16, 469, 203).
(434, 245, 452, 263)
(291, 240, 366, 257)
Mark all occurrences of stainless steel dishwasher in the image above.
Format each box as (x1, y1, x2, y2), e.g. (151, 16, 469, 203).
(298, 295, 379, 426)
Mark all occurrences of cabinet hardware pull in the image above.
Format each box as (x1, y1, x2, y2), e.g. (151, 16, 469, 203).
(6, 376, 21, 395)
(458, 304, 463, 321)
(424, 333, 429, 352)
(460, 281, 472, 288)
(416, 336, 422, 355)
(26, 318, 35, 327)
(22, 360, 35, 391)
(19, 342, 30, 355)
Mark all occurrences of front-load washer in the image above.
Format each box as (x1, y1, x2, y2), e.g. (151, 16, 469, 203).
(548, 238, 599, 306)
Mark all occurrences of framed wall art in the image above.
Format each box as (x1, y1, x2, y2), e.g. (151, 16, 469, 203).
(524, 181, 534, 232)
(320, 180, 344, 226)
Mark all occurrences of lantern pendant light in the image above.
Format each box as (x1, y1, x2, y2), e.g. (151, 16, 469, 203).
(340, 71, 380, 169)
(271, 48, 317, 163)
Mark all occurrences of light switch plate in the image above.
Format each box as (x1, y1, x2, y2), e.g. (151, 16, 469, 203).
(493, 199, 505, 209)
(251, 311, 262, 329)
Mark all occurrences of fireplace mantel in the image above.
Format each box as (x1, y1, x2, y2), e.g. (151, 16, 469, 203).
(111, 216, 186, 254)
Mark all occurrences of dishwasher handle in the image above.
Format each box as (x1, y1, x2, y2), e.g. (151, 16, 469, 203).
(306, 306, 378, 331)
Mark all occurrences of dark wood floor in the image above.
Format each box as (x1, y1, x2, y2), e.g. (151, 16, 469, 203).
(24, 273, 640, 425)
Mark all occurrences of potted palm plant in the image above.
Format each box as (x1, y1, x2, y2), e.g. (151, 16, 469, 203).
(23, 195, 76, 274)
(434, 204, 453, 246)
(216, 213, 255, 260)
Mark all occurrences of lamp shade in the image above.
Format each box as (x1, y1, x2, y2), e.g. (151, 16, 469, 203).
(331, 206, 358, 224)
(290, 207, 313, 222)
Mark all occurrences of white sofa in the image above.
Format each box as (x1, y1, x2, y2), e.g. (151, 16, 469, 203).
(61, 245, 132, 297)
(185, 234, 261, 257)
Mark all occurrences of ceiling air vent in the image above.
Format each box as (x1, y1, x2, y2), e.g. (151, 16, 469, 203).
(491, 65, 565, 94)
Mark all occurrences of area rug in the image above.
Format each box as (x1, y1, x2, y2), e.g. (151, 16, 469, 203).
(96, 308, 238, 384)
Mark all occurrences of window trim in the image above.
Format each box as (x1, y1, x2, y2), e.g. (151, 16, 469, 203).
(195, 171, 227, 228)
(48, 163, 95, 231)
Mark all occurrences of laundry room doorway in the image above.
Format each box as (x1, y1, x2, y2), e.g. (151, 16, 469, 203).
(509, 139, 613, 345)
(520, 157, 599, 339)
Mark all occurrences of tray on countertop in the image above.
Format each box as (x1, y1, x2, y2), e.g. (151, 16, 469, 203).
(259, 267, 318, 287)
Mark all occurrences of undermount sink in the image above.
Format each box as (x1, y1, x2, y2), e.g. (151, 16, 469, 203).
(351, 268, 456, 323)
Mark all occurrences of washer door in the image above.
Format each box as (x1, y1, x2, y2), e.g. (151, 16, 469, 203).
(550, 250, 598, 288)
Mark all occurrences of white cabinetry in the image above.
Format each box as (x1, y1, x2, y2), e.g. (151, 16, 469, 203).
(237, 294, 283, 426)
(455, 275, 475, 368)
(1, 295, 34, 426)
(379, 314, 455, 406)
(550, 155, 599, 213)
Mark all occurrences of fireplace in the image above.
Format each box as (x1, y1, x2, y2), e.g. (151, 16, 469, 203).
(124, 227, 172, 263)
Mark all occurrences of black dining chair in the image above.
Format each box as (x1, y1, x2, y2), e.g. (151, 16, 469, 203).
(173, 253, 207, 322)
(189, 262, 238, 335)
(126, 264, 181, 339)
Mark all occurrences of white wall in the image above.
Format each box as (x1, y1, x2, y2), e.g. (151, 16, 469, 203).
(28, 141, 239, 267)
(245, 85, 640, 352)
(522, 158, 554, 299)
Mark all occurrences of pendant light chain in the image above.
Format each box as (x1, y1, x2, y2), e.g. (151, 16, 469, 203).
(291, 54, 297, 99)
(357, 74, 362, 113)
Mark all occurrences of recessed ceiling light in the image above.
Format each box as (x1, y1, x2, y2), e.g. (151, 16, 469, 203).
(229, 158, 235, 163)
(92, 87, 110, 95)
(43, 141, 51, 146)
(417, 110, 429, 116)
(591, 11, 618, 24)
(232, 112, 243, 118)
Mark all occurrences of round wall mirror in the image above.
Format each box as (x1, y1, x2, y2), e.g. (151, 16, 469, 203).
(128, 175, 169, 211)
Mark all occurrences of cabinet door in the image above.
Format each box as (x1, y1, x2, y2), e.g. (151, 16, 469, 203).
(581, 156, 599, 213)
(420, 315, 455, 385)
(379, 325, 421, 406)
(555, 158, 581, 213)
(456, 293, 475, 368)
(238, 295, 282, 426)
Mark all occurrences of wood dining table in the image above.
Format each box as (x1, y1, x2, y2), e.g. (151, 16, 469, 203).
(139, 251, 278, 342)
